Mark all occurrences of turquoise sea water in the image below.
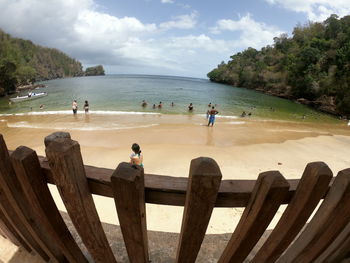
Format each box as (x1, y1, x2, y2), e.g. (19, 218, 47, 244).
(0, 74, 341, 123)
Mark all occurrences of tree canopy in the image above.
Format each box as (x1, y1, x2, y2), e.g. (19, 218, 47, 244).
(207, 14, 350, 116)
(0, 29, 84, 95)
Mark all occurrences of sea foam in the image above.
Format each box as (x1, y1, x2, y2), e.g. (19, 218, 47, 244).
(0, 110, 161, 116)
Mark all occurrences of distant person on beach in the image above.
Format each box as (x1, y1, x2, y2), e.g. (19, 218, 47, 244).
(208, 102, 212, 107)
(208, 106, 219, 126)
(152, 104, 156, 109)
(130, 143, 143, 167)
(158, 102, 162, 109)
(248, 112, 252, 117)
(188, 103, 193, 111)
(72, 100, 78, 114)
(84, 100, 89, 113)
(141, 100, 147, 107)
(171, 102, 174, 107)
(241, 111, 246, 117)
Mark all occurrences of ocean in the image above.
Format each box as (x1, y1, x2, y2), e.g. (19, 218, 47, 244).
(0, 74, 341, 123)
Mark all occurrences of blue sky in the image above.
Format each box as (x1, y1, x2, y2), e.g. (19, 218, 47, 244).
(0, 0, 350, 78)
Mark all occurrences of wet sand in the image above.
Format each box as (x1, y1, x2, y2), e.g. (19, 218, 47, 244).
(0, 113, 350, 261)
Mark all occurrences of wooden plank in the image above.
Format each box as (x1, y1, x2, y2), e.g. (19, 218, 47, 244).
(11, 146, 88, 263)
(39, 157, 301, 208)
(277, 168, 350, 263)
(218, 171, 290, 263)
(45, 136, 117, 263)
(0, 135, 50, 261)
(176, 157, 222, 263)
(251, 162, 332, 263)
(111, 162, 149, 263)
(0, 208, 29, 249)
(315, 219, 350, 263)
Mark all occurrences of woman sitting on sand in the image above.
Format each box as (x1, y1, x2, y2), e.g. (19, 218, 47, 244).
(130, 143, 143, 167)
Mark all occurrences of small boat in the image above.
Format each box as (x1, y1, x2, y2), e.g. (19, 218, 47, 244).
(10, 92, 48, 103)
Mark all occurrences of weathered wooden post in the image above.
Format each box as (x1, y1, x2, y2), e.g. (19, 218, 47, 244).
(219, 171, 289, 263)
(252, 162, 332, 263)
(11, 146, 88, 263)
(176, 157, 222, 263)
(45, 135, 117, 263)
(0, 134, 51, 261)
(111, 162, 149, 263)
(278, 168, 350, 263)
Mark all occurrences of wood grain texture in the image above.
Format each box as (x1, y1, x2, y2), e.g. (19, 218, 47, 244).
(219, 171, 290, 263)
(277, 168, 350, 263)
(111, 163, 149, 263)
(11, 146, 88, 263)
(176, 157, 222, 263)
(0, 135, 50, 261)
(45, 136, 117, 263)
(251, 162, 332, 263)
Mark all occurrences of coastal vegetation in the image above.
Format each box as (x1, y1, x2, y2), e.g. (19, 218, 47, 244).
(207, 14, 350, 117)
(0, 29, 106, 96)
(0, 29, 84, 95)
(85, 65, 105, 76)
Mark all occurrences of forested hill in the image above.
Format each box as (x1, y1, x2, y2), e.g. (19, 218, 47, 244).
(0, 29, 83, 95)
(207, 14, 350, 117)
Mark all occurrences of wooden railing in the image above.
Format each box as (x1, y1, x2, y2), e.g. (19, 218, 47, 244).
(1, 131, 350, 262)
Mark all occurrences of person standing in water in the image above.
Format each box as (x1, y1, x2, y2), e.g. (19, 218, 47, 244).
(72, 100, 78, 114)
(188, 103, 194, 111)
(130, 143, 143, 167)
(84, 100, 89, 113)
(208, 106, 219, 126)
(141, 100, 147, 107)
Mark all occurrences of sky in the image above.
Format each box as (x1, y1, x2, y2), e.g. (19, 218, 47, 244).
(0, 0, 350, 78)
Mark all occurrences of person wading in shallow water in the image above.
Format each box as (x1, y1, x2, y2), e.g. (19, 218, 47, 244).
(84, 100, 89, 113)
(130, 143, 143, 167)
(72, 100, 78, 114)
(208, 106, 219, 127)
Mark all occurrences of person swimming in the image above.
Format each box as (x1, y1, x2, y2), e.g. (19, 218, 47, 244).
(141, 100, 147, 107)
(130, 143, 143, 167)
(188, 103, 194, 111)
(241, 111, 246, 117)
(158, 102, 162, 109)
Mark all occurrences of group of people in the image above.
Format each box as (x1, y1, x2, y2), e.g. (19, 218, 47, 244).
(142, 101, 176, 109)
(72, 100, 89, 114)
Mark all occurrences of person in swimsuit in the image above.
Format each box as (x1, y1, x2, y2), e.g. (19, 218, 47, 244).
(84, 100, 89, 113)
(130, 143, 143, 167)
(208, 106, 219, 126)
(72, 100, 78, 114)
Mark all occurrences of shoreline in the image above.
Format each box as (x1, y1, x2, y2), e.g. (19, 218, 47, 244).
(1, 114, 350, 235)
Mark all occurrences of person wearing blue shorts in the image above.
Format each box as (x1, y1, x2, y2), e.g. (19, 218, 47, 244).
(208, 106, 219, 126)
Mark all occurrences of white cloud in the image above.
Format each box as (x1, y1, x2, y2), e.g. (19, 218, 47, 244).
(210, 14, 284, 48)
(265, 0, 350, 21)
(0, 0, 285, 77)
(160, 12, 198, 30)
(161, 0, 174, 3)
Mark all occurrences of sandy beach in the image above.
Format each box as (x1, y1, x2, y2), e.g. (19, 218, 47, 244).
(1, 113, 350, 261)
